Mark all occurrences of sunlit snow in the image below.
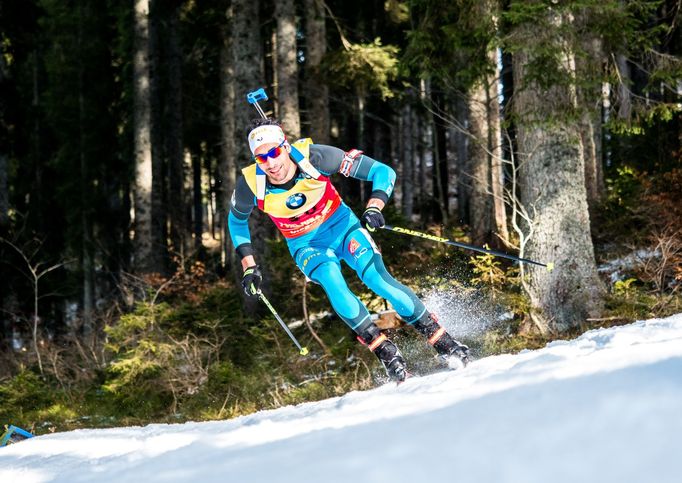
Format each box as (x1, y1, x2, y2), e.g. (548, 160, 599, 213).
(2, 314, 681, 483)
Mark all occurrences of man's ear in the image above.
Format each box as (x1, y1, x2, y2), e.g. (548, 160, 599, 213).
(284, 141, 292, 153)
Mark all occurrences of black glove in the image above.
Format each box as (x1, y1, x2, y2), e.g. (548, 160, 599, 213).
(241, 265, 263, 298)
(361, 206, 385, 232)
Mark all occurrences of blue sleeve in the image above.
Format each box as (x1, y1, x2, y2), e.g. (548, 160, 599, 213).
(309, 144, 396, 203)
(228, 176, 256, 259)
(363, 160, 396, 203)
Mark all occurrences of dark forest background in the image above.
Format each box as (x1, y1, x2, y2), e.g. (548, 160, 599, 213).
(0, 0, 680, 430)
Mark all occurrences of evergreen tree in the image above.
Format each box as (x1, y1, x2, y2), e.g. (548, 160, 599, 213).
(506, 1, 604, 332)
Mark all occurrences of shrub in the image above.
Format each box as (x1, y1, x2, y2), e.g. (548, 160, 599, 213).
(0, 369, 55, 429)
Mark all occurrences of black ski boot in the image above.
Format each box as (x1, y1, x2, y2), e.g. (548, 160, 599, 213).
(413, 312, 470, 367)
(358, 324, 408, 383)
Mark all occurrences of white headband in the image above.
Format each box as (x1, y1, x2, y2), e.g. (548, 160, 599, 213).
(248, 125, 286, 154)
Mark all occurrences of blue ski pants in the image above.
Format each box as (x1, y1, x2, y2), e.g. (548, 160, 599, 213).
(293, 223, 427, 332)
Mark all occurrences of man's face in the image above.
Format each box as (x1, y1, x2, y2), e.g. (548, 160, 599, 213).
(254, 142, 294, 183)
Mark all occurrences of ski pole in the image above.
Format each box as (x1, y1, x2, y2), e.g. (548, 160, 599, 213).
(258, 291, 309, 356)
(381, 225, 554, 271)
(247, 87, 269, 119)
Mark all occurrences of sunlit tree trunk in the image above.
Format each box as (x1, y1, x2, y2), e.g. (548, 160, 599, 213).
(615, 54, 632, 121)
(468, 82, 492, 245)
(401, 104, 414, 219)
(487, 49, 509, 246)
(304, 0, 329, 143)
(512, 8, 604, 332)
(204, 154, 216, 243)
(132, 0, 154, 273)
(580, 101, 604, 211)
(468, 1, 507, 246)
(191, 150, 202, 252)
(275, 0, 300, 139)
(576, 30, 605, 212)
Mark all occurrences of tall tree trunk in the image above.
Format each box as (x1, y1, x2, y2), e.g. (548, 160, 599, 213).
(191, 150, 203, 252)
(304, 0, 329, 143)
(233, 0, 268, 301)
(468, 1, 507, 246)
(615, 54, 632, 121)
(78, 3, 94, 330)
(453, 95, 469, 225)
(234, 0, 264, 167)
(204, 154, 216, 241)
(401, 104, 414, 219)
(275, 0, 300, 139)
(417, 84, 433, 222)
(512, 8, 604, 333)
(389, 113, 401, 208)
(166, 2, 186, 260)
(468, 82, 492, 245)
(466, 0, 495, 243)
(149, 0, 166, 273)
(357, 92, 366, 204)
(132, 0, 154, 273)
(356, 92, 365, 146)
(487, 48, 509, 246)
(432, 90, 449, 225)
(0, 54, 7, 230)
(445, 123, 459, 220)
(219, 9, 237, 270)
(580, 103, 603, 211)
(576, 30, 605, 212)
(0, 154, 7, 229)
(32, 50, 45, 234)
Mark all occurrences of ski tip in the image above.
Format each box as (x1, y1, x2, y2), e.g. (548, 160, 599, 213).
(446, 356, 467, 371)
(396, 371, 414, 386)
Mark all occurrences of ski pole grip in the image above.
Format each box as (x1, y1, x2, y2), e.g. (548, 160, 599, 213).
(247, 88, 268, 104)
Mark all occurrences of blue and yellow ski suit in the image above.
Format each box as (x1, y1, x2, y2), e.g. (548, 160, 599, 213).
(227, 139, 428, 334)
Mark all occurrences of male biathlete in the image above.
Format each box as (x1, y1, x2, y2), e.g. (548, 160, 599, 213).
(228, 118, 469, 382)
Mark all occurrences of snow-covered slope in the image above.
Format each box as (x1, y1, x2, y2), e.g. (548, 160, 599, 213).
(2, 314, 682, 483)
